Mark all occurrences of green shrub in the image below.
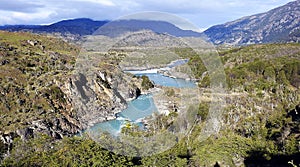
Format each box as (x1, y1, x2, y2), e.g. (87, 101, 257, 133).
(141, 75, 154, 90)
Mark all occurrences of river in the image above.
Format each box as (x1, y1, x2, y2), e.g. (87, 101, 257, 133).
(85, 59, 196, 136)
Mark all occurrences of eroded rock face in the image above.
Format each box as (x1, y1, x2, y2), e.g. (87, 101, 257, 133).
(63, 67, 141, 128)
(0, 31, 144, 159)
(128, 87, 141, 99)
(0, 131, 18, 159)
(0, 67, 141, 158)
(204, 1, 300, 45)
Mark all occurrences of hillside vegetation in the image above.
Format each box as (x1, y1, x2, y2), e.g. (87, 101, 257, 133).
(0, 31, 80, 135)
(0, 31, 299, 166)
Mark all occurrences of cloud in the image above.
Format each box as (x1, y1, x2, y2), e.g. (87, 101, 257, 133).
(0, 0, 43, 13)
(75, 0, 116, 6)
(0, 0, 294, 29)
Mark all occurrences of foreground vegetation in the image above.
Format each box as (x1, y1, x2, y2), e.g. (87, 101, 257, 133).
(0, 31, 299, 166)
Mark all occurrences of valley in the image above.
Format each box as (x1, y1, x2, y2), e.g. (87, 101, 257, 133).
(0, 30, 299, 166)
(0, 1, 300, 166)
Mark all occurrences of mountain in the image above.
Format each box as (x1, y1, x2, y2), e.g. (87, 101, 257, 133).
(0, 18, 108, 36)
(95, 19, 202, 37)
(204, 0, 300, 45)
(0, 18, 201, 37)
(41, 18, 108, 35)
(2, 1, 300, 44)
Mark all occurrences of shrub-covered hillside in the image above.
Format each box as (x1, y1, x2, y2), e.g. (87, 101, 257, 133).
(0, 31, 299, 166)
(0, 31, 80, 136)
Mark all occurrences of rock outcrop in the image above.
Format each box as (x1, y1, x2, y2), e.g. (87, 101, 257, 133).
(0, 31, 143, 159)
(204, 0, 300, 45)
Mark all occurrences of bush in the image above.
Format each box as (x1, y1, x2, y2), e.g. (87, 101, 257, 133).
(141, 75, 154, 90)
(164, 88, 175, 97)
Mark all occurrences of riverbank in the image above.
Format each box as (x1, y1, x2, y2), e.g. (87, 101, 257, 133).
(124, 59, 196, 81)
(85, 58, 197, 135)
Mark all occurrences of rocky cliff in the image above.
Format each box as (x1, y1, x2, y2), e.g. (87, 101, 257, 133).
(0, 31, 141, 158)
(204, 0, 300, 45)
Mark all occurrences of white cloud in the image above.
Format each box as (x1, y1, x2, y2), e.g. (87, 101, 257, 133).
(11, 11, 51, 20)
(0, 12, 16, 25)
(0, 0, 295, 29)
(75, 0, 116, 6)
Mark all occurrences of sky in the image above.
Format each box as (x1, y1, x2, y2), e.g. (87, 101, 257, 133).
(0, 0, 295, 31)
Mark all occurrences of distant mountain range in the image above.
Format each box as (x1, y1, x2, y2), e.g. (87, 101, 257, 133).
(0, 18, 201, 37)
(0, 18, 108, 36)
(94, 19, 201, 37)
(1, 1, 299, 45)
(204, 0, 300, 45)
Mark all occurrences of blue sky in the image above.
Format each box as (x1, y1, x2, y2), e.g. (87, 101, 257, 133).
(0, 0, 294, 30)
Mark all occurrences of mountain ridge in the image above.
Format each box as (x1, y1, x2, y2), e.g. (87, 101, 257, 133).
(0, 18, 202, 37)
(0, 18, 108, 36)
(2, 1, 299, 45)
(95, 19, 202, 37)
(204, 0, 300, 45)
